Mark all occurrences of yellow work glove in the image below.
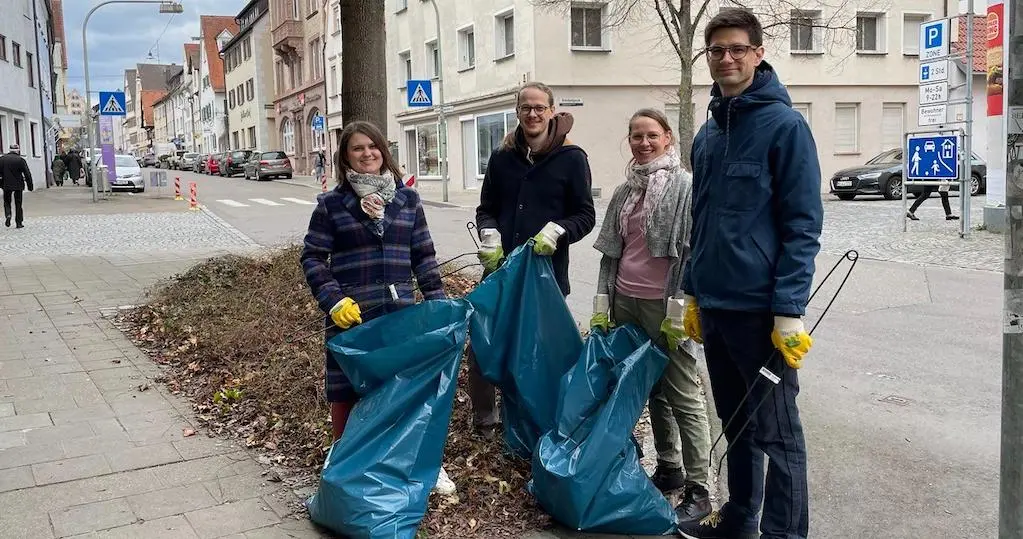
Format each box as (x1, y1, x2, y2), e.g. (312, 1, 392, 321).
(533, 222, 565, 256)
(329, 297, 362, 329)
(659, 318, 687, 351)
(477, 247, 504, 273)
(590, 313, 612, 333)
(771, 316, 813, 369)
(682, 295, 703, 344)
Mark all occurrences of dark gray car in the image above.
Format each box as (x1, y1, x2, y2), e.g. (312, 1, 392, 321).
(829, 148, 987, 201)
(243, 151, 293, 181)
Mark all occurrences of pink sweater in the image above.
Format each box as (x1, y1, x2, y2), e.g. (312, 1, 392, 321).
(615, 194, 671, 300)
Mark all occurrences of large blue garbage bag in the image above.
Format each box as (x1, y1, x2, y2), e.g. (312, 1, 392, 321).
(528, 324, 678, 535)
(466, 244, 582, 458)
(307, 299, 473, 539)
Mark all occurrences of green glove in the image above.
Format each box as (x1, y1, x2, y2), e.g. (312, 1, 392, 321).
(590, 313, 612, 333)
(478, 247, 504, 272)
(660, 318, 687, 351)
(532, 222, 565, 256)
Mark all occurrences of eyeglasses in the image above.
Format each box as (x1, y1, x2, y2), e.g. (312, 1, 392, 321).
(517, 104, 550, 116)
(705, 45, 755, 61)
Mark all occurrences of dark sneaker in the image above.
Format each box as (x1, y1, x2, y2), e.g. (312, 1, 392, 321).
(676, 510, 758, 539)
(906, 212, 920, 221)
(946, 214, 960, 220)
(15, 223, 24, 229)
(4, 216, 9, 227)
(675, 483, 712, 523)
(650, 462, 685, 492)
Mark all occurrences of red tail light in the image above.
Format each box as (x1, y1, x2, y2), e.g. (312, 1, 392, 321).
(259, 160, 269, 165)
(227, 158, 232, 165)
(284, 158, 292, 167)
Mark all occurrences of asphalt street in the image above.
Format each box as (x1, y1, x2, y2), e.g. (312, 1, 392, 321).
(2, 169, 1004, 538)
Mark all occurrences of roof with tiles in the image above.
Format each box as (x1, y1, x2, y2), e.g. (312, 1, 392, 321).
(952, 15, 987, 74)
(184, 43, 201, 72)
(199, 15, 239, 92)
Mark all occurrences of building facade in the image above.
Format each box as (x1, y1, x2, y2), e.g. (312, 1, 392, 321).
(222, 0, 277, 151)
(0, 0, 52, 182)
(386, 0, 983, 196)
(181, 43, 201, 152)
(122, 69, 139, 153)
(198, 15, 239, 153)
(325, 0, 341, 142)
(270, 0, 328, 174)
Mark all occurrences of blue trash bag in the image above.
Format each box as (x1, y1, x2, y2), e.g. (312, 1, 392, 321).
(306, 298, 473, 539)
(528, 324, 679, 535)
(466, 244, 583, 458)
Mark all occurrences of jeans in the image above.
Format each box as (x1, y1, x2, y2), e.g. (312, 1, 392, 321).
(612, 293, 711, 488)
(701, 308, 809, 539)
(3, 189, 23, 225)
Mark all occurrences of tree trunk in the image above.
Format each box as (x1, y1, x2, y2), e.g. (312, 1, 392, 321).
(340, 0, 388, 130)
(676, 60, 696, 172)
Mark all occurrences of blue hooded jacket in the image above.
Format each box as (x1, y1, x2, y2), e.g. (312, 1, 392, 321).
(682, 61, 823, 316)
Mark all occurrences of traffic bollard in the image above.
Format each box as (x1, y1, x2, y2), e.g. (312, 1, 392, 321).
(320, 172, 328, 193)
(174, 177, 183, 201)
(188, 182, 199, 211)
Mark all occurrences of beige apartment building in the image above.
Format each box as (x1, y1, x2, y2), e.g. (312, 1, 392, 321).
(270, 0, 328, 174)
(386, 0, 981, 196)
(222, 0, 277, 151)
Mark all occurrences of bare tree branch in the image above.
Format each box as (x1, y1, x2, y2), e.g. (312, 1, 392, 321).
(654, 0, 683, 59)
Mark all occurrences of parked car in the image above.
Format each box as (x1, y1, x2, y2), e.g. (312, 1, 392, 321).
(243, 151, 293, 181)
(205, 153, 222, 175)
(829, 148, 987, 201)
(179, 152, 200, 170)
(219, 150, 252, 177)
(109, 154, 145, 193)
(141, 153, 159, 168)
(193, 154, 210, 173)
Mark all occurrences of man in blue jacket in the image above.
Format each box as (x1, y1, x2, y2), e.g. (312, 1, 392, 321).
(676, 9, 823, 539)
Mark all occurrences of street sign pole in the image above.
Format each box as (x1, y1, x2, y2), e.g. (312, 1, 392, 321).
(1000, 1, 1023, 535)
(962, 0, 974, 238)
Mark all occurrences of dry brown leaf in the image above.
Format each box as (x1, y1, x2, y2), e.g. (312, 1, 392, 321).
(182, 428, 196, 437)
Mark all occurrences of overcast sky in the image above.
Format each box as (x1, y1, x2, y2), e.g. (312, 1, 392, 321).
(64, 0, 248, 102)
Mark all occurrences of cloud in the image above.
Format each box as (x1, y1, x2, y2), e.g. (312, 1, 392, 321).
(63, 0, 247, 97)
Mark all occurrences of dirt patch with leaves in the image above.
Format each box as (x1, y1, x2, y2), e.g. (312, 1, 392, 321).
(116, 245, 551, 537)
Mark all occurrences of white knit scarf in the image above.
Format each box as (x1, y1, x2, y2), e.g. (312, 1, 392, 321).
(618, 150, 680, 239)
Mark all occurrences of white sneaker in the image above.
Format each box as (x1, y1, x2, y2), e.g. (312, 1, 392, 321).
(433, 466, 457, 495)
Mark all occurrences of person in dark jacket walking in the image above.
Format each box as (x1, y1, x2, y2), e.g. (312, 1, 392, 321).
(1, 145, 34, 228)
(52, 152, 67, 187)
(469, 81, 597, 434)
(66, 150, 83, 186)
(675, 10, 822, 539)
(299, 120, 456, 494)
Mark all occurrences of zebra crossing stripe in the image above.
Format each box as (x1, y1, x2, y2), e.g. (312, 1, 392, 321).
(249, 198, 284, 206)
(281, 197, 316, 205)
(216, 199, 249, 207)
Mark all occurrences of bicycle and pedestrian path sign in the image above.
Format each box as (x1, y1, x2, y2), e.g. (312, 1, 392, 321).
(99, 91, 126, 116)
(906, 134, 959, 180)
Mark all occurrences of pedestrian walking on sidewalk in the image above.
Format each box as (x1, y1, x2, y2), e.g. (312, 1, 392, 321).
(470, 81, 596, 436)
(52, 152, 66, 187)
(299, 120, 456, 495)
(677, 10, 823, 539)
(66, 149, 83, 186)
(590, 108, 713, 524)
(314, 150, 327, 184)
(1, 144, 34, 229)
(906, 184, 960, 221)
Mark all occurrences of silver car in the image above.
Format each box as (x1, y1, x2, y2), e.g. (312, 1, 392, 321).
(243, 150, 293, 181)
(109, 154, 145, 193)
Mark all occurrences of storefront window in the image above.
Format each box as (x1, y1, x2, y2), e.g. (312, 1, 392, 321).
(476, 111, 517, 176)
(416, 123, 440, 177)
(282, 117, 295, 154)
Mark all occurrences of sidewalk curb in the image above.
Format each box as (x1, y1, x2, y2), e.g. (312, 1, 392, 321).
(275, 178, 470, 209)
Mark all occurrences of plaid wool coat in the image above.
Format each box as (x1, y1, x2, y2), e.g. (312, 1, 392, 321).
(300, 181, 446, 326)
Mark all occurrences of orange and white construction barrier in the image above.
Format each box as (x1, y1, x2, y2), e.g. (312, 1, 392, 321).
(320, 171, 328, 193)
(188, 181, 199, 211)
(174, 177, 183, 200)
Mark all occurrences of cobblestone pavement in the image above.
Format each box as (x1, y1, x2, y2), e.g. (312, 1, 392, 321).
(0, 209, 260, 263)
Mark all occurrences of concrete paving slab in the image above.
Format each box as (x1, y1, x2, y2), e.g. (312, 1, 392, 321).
(185, 498, 282, 539)
(32, 454, 112, 485)
(0, 412, 53, 432)
(49, 498, 137, 537)
(105, 442, 182, 473)
(71, 515, 200, 539)
(0, 465, 36, 493)
(126, 483, 219, 521)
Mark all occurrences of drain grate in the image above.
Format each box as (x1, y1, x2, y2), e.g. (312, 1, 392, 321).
(879, 395, 911, 406)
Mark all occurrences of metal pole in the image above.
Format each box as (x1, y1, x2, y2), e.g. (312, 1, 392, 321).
(82, 0, 169, 203)
(903, 131, 909, 232)
(1001, 0, 1023, 534)
(962, 1, 975, 238)
(429, 0, 448, 202)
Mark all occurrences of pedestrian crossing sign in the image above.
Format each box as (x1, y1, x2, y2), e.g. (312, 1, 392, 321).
(98, 91, 126, 116)
(406, 80, 433, 108)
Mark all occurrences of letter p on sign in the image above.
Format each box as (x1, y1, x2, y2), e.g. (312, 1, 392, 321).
(927, 26, 940, 47)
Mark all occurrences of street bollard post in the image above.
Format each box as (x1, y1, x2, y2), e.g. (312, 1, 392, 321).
(174, 176, 183, 200)
(188, 181, 198, 211)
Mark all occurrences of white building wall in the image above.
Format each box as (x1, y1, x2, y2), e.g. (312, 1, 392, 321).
(0, 0, 47, 183)
(326, 0, 342, 135)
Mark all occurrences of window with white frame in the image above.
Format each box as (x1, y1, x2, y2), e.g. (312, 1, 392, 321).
(571, 3, 607, 49)
(396, 0, 408, 12)
(333, 4, 341, 33)
(790, 10, 820, 53)
(248, 127, 256, 148)
(398, 50, 411, 88)
(834, 103, 859, 154)
(856, 13, 885, 52)
(476, 110, 517, 176)
(495, 9, 515, 59)
(458, 25, 476, 70)
(426, 39, 439, 79)
(282, 117, 295, 153)
(330, 65, 338, 95)
(29, 122, 38, 157)
(404, 128, 417, 173)
(881, 103, 904, 150)
(792, 103, 811, 125)
(416, 123, 440, 177)
(903, 14, 929, 55)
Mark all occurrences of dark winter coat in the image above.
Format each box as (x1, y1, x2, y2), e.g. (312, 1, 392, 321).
(0, 152, 33, 191)
(66, 152, 83, 180)
(475, 132, 596, 296)
(682, 61, 824, 316)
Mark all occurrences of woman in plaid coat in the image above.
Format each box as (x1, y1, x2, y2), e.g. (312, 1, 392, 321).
(300, 121, 446, 443)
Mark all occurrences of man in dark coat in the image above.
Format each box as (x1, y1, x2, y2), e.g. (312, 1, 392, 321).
(66, 149, 83, 185)
(0, 145, 34, 228)
(469, 81, 597, 434)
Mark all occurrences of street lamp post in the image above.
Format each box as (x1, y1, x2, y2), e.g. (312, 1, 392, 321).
(82, 1, 182, 202)
(427, 0, 448, 203)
